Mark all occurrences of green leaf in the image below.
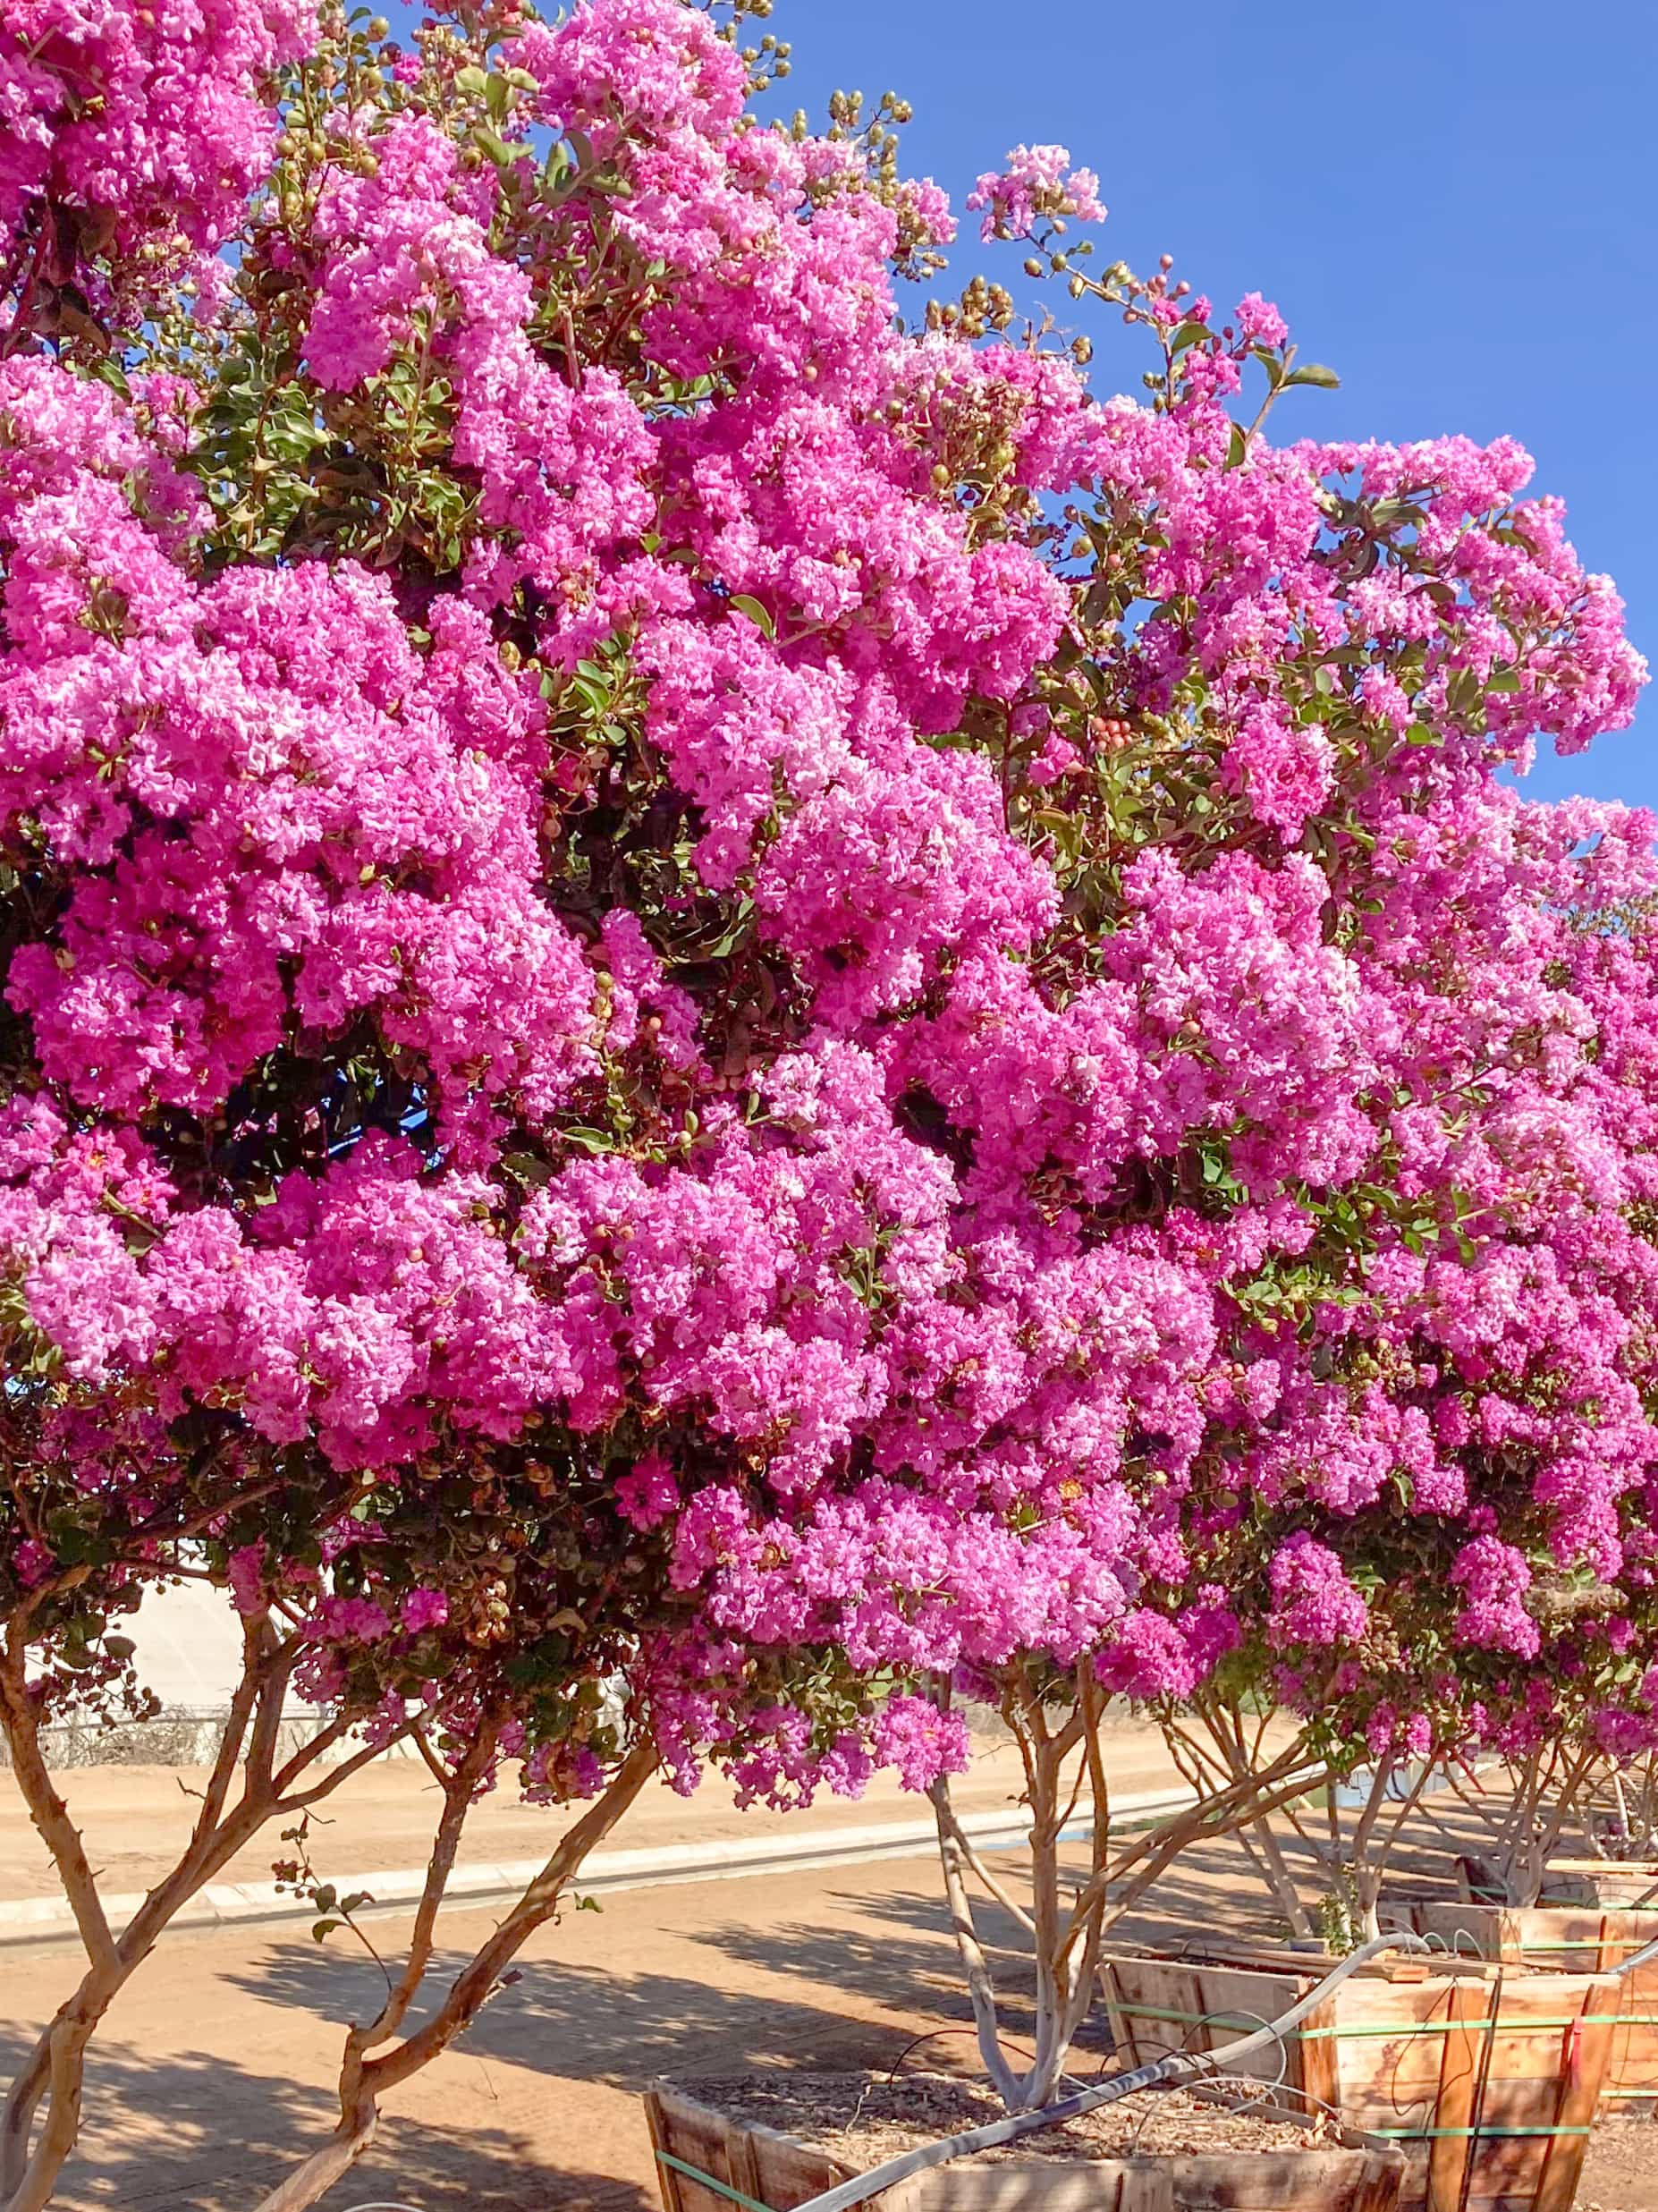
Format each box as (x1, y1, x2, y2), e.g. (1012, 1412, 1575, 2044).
(1287, 362, 1341, 390)
(561, 1127, 616, 1154)
(455, 64, 489, 94)
(1170, 319, 1212, 355)
(477, 125, 530, 169)
(728, 593, 775, 640)
(1226, 423, 1249, 470)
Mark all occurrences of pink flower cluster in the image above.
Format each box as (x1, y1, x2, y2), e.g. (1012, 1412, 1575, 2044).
(967, 144, 1104, 242)
(3, 0, 1656, 1808)
(1, 0, 312, 334)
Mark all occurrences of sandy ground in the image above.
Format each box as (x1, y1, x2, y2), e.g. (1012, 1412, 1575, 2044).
(1, 1732, 1653, 2209)
(1, 1725, 1121, 1902)
(3, 1817, 1075, 2210)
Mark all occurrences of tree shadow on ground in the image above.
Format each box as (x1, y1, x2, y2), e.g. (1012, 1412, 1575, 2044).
(216, 1793, 1489, 2101)
(67, 1786, 1502, 2208)
(216, 1861, 1114, 2116)
(222, 1932, 965, 2090)
(658, 1794, 1493, 2088)
(0, 2025, 651, 2212)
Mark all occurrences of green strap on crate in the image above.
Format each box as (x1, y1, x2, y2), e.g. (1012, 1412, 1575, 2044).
(656, 2148, 779, 2212)
(1370, 2125, 1594, 2141)
(1434, 1936, 1658, 1954)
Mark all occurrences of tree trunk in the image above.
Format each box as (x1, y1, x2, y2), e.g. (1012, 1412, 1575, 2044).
(929, 1775, 1027, 2109)
(246, 1740, 658, 2212)
(1240, 1809, 1316, 1940)
(241, 2103, 378, 2212)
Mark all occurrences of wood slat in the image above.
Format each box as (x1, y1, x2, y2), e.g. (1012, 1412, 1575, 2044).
(1341, 2079, 1570, 2132)
(655, 2105, 749, 2212)
(1405, 1899, 1658, 2111)
(752, 2134, 869, 2212)
(1411, 1900, 1654, 1969)
(1423, 1979, 1485, 2212)
(909, 2163, 1172, 2211)
(1100, 1954, 1617, 2212)
(1149, 2150, 1401, 2209)
(905, 2151, 1400, 2212)
(1100, 1956, 1316, 2096)
(646, 2091, 688, 2212)
(652, 2087, 851, 2212)
(1532, 1981, 1614, 2212)
(648, 2081, 1407, 2212)
(1298, 1997, 1341, 2123)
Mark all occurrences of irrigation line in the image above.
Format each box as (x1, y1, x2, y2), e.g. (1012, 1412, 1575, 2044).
(1607, 1930, 1658, 1980)
(787, 1931, 1430, 2212)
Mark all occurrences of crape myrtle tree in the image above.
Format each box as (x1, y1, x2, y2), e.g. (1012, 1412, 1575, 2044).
(1, 0, 1655, 2196)
(922, 174, 1658, 2075)
(0, 3, 1155, 2202)
(1164, 778, 1658, 1940)
(0, 1, 1325, 2202)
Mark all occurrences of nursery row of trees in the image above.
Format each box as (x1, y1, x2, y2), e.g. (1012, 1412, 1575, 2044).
(1, 0, 1655, 2202)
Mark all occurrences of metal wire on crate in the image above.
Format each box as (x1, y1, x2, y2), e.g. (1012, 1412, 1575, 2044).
(1111, 2003, 1291, 2112)
(1378, 1905, 1489, 1962)
(881, 2026, 1045, 2089)
(1119, 2062, 1289, 2157)
(881, 2024, 1121, 2105)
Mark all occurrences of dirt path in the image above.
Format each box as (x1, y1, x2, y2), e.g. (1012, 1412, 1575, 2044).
(0, 1721, 1180, 1903)
(1, 1746, 1650, 2209)
(2, 1834, 1032, 2209)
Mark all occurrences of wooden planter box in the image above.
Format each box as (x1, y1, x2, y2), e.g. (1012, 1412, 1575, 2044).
(1404, 1900, 1658, 2115)
(645, 2083, 1407, 2212)
(1099, 1949, 1614, 2212)
(1453, 1852, 1658, 1909)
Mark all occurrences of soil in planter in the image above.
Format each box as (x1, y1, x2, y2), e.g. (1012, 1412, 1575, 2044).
(681, 2070, 1349, 2169)
(1580, 2117, 1658, 2212)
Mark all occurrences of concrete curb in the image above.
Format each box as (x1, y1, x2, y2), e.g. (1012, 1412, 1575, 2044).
(0, 1784, 1193, 1949)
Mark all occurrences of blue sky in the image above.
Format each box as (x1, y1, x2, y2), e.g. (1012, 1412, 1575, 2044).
(768, 0, 1657, 811)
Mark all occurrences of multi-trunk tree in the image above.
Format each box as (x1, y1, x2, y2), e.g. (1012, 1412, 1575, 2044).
(3, 0, 1655, 2197)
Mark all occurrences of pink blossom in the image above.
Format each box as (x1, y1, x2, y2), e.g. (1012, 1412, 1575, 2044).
(1267, 1537, 1368, 1649)
(400, 1589, 449, 1634)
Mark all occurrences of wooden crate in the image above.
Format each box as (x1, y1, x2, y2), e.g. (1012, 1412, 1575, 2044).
(1454, 1854, 1658, 1910)
(1098, 1951, 1615, 2212)
(644, 2083, 1407, 2212)
(1535, 1860, 1658, 1911)
(1406, 1901, 1658, 2116)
